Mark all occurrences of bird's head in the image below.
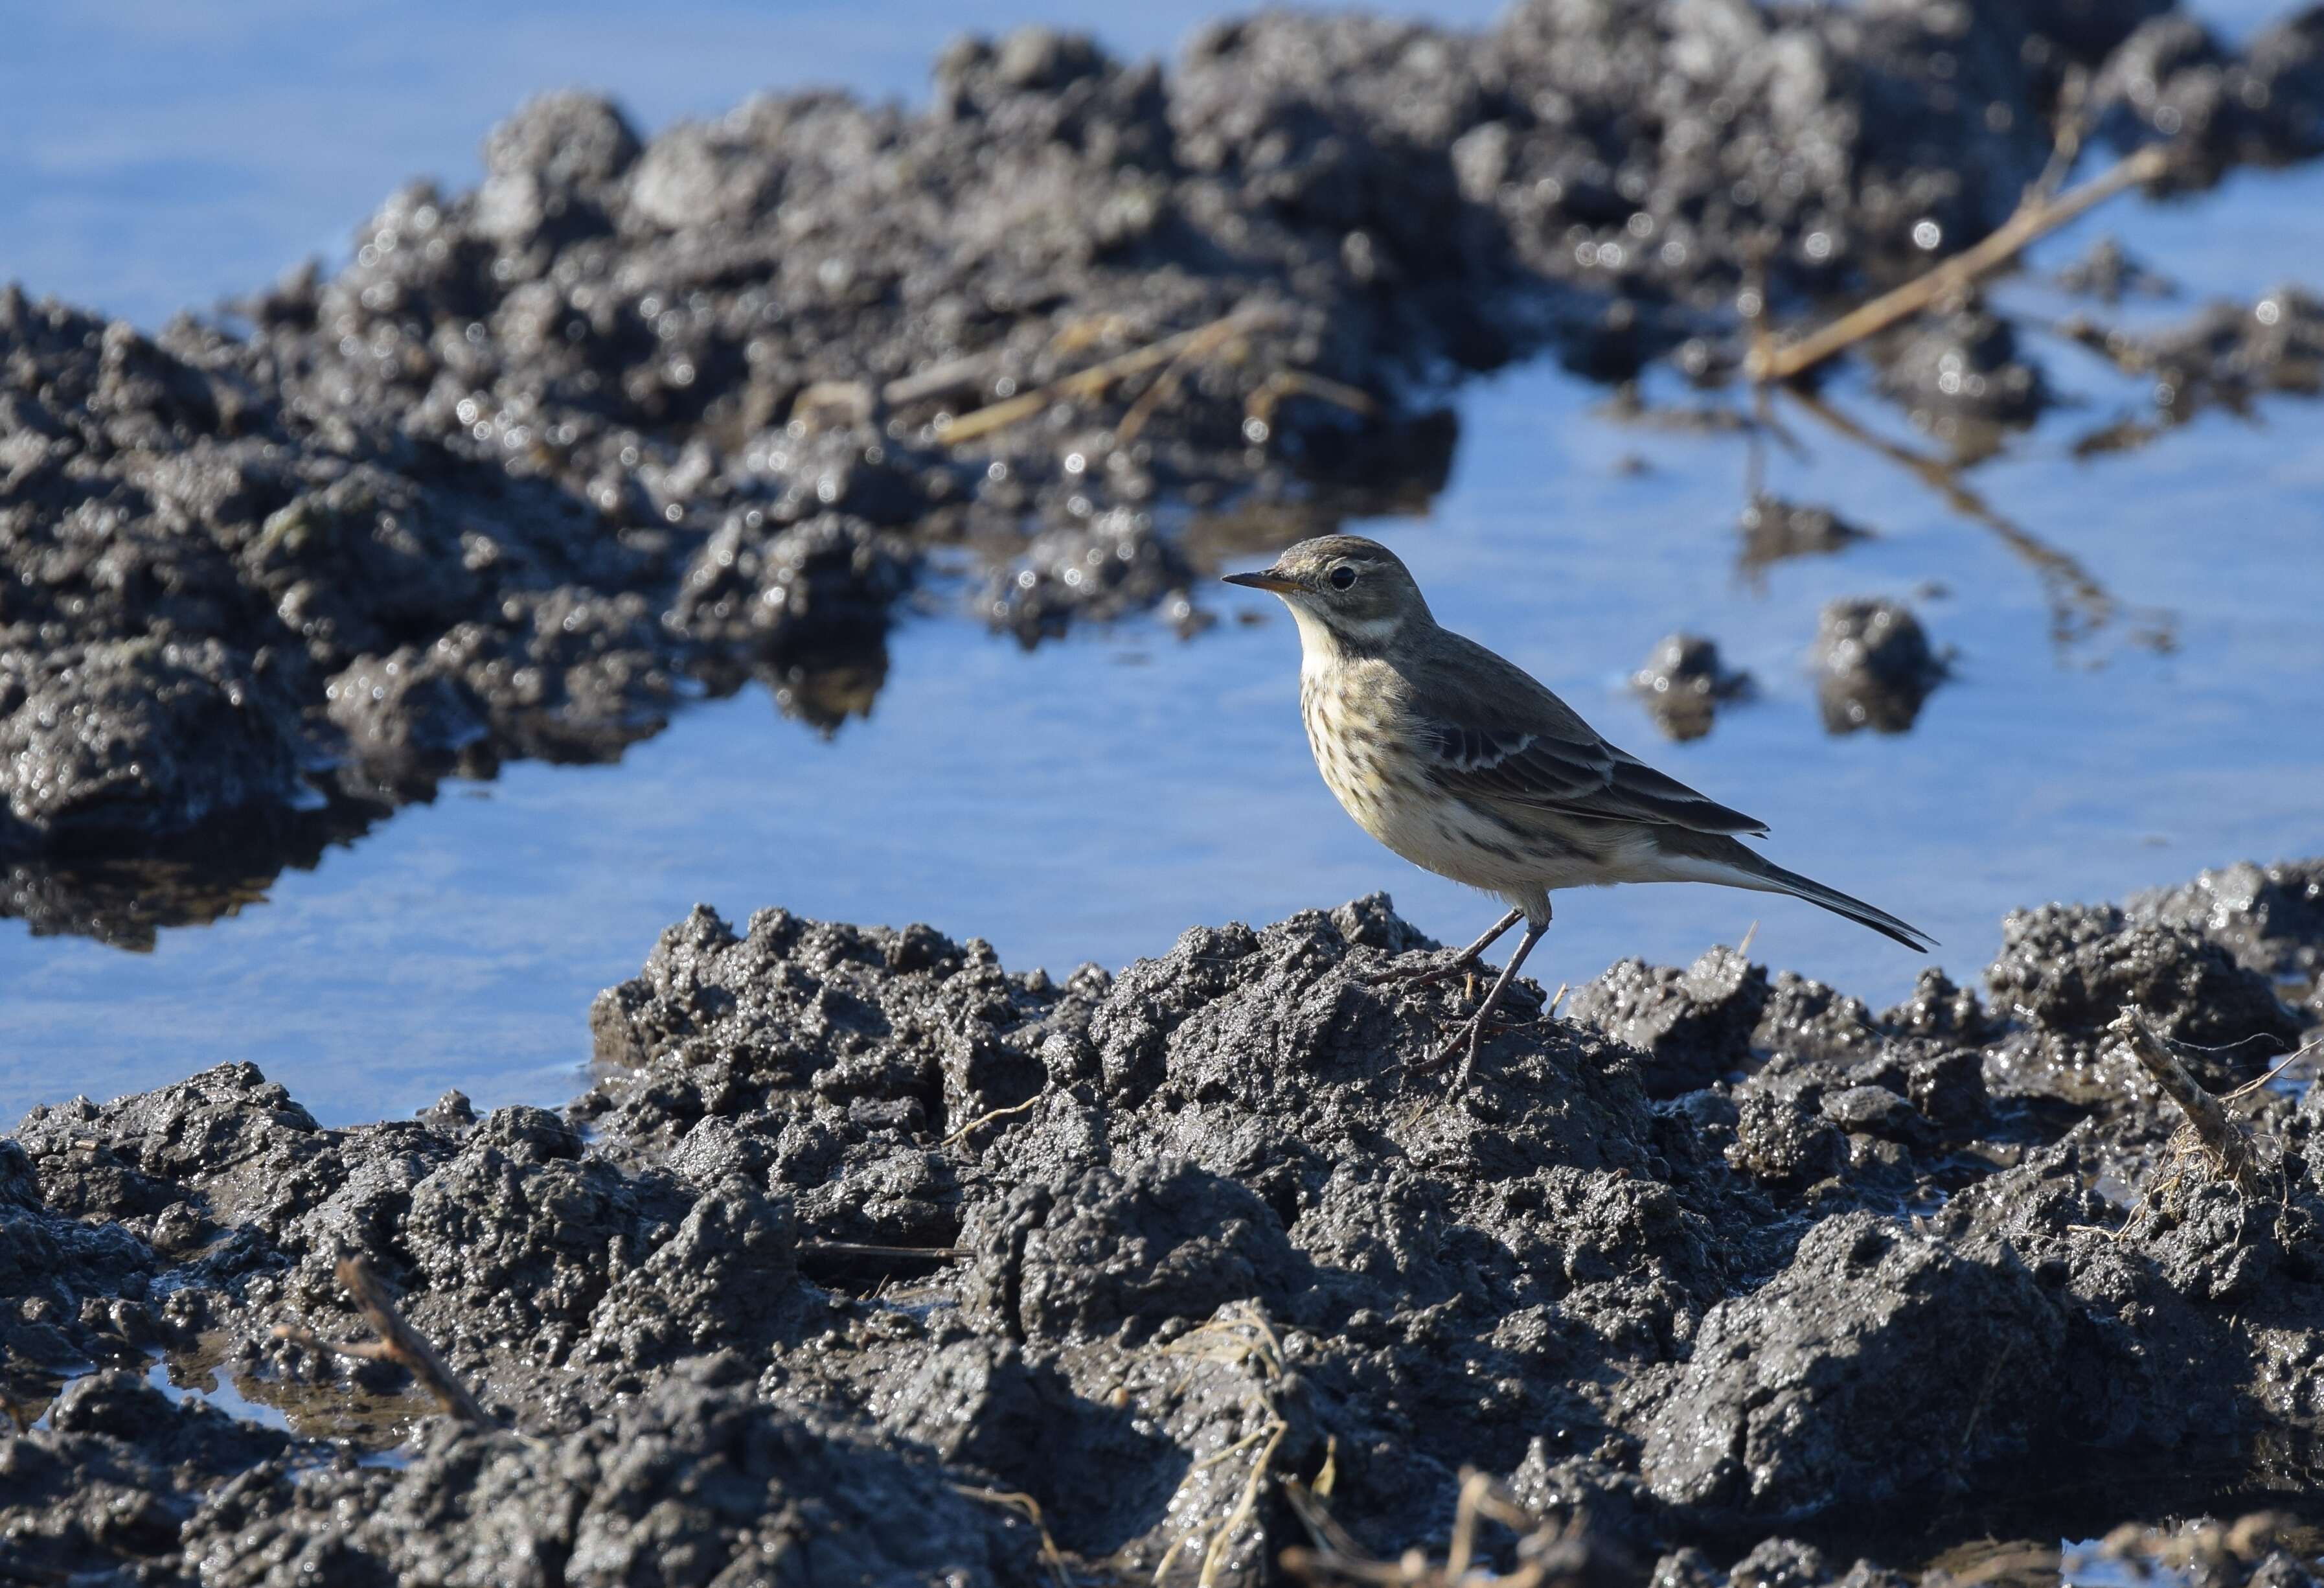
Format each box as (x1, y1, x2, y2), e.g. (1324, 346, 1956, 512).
(1222, 535, 1431, 653)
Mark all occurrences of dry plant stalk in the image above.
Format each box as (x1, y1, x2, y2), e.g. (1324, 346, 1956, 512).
(1145, 1305, 1295, 1588)
(1748, 143, 2172, 384)
(942, 1092, 1044, 1149)
(1115, 314, 1261, 445)
(1282, 1468, 1602, 1588)
(1246, 370, 1378, 427)
(2108, 1007, 2272, 1197)
(951, 1485, 1074, 1588)
(273, 1256, 490, 1425)
(935, 304, 1286, 444)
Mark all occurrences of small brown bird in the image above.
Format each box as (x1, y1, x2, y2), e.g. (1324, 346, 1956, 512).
(1225, 535, 1931, 1083)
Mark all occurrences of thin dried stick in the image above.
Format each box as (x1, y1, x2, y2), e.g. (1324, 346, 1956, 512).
(1282, 1470, 1565, 1587)
(942, 1092, 1043, 1149)
(1197, 1416, 1289, 1588)
(952, 1485, 1073, 1588)
(274, 1257, 489, 1425)
(2220, 1031, 2324, 1102)
(2030, 67, 2095, 205)
(2108, 1007, 2271, 1196)
(936, 305, 1283, 444)
(1748, 143, 2172, 383)
(883, 350, 1002, 408)
(1115, 314, 1259, 445)
(1442, 1471, 1496, 1581)
(1245, 369, 1379, 427)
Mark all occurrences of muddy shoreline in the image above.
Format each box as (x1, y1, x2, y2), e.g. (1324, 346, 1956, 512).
(6, 1, 2324, 943)
(5, 855, 2321, 1583)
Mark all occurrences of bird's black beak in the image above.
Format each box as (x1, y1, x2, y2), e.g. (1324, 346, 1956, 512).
(1222, 566, 1301, 593)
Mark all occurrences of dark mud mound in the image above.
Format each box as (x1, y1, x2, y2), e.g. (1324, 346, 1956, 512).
(1810, 597, 1948, 735)
(8, 3, 2324, 902)
(1631, 632, 1753, 742)
(6, 858, 2324, 1582)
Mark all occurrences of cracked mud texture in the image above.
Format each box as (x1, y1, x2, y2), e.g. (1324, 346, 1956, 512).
(6, 855, 2323, 1583)
(7, 1, 2324, 913)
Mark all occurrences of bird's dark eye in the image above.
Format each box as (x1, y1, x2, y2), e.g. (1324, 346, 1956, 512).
(1328, 565, 1358, 590)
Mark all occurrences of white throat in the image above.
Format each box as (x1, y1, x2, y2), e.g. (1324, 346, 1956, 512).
(1286, 601, 1397, 679)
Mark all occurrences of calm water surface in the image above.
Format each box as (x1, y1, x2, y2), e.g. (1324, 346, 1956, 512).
(2, 3, 2320, 1123)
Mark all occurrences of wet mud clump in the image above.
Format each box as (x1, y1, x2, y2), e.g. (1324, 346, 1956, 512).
(1810, 597, 1950, 735)
(1736, 497, 1872, 575)
(1632, 634, 1753, 742)
(2062, 282, 2324, 437)
(6, 857, 2324, 1582)
(6, 1, 2324, 906)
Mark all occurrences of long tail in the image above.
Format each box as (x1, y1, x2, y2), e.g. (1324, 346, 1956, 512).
(1663, 833, 1936, 952)
(1746, 855, 1935, 952)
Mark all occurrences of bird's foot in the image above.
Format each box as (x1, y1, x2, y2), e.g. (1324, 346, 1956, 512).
(1406, 1014, 1488, 1080)
(1406, 1002, 1558, 1084)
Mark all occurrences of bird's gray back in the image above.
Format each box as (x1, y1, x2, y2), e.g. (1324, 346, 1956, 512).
(1396, 623, 1770, 838)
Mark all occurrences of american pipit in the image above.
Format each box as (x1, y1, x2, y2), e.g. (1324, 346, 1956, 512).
(1225, 535, 1933, 1084)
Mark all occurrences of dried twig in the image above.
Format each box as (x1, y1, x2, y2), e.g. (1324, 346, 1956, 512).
(953, 1484, 1074, 1588)
(1116, 313, 1261, 445)
(942, 1092, 1044, 1149)
(882, 350, 1003, 408)
(1198, 1416, 1289, 1588)
(2030, 67, 2096, 206)
(1244, 370, 1379, 428)
(273, 1256, 490, 1425)
(935, 305, 1285, 444)
(1146, 1306, 1296, 1587)
(1282, 1467, 1600, 1588)
(1748, 143, 2172, 384)
(2108, 1007, 2272, 1196)
(2222, 1031, 2324, 1101)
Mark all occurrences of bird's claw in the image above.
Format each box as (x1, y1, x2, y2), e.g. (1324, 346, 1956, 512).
(1406, 1018, 1484, 1079)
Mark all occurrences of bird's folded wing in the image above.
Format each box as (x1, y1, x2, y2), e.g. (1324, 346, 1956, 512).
(1413, 643, 1769, 836)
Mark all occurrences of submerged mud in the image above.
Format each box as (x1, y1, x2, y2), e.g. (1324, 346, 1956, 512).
(5, 1, 2324, 909)
(5, 857, 2322, 1582)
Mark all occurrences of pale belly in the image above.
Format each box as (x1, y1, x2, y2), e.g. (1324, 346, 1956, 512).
(1299, 671, 1612, 898)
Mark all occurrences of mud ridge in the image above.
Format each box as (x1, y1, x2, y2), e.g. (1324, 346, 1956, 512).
(4, 856, 2322, 1582)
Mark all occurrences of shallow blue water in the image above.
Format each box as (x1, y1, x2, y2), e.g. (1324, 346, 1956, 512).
(1, 4, 2320, 1125)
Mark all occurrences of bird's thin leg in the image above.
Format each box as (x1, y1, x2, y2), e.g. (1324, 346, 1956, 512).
(1411, 916, 1549, 1085)
(1366, 907, 1523, 989)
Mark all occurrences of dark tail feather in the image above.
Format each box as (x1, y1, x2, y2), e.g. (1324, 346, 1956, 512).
(1748, 855, 1935, 953)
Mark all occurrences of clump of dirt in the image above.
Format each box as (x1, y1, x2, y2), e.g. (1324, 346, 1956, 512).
(5, 857, 2322, 1582)
(6, 0, 2322, 903)
(1737, 497, 1872, 574)
(1632, 634, 1754, 742)
(2056, 234, 2177, 303)
(2061, 283, 2324, 433)
(1810, 597, 1950, 735)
